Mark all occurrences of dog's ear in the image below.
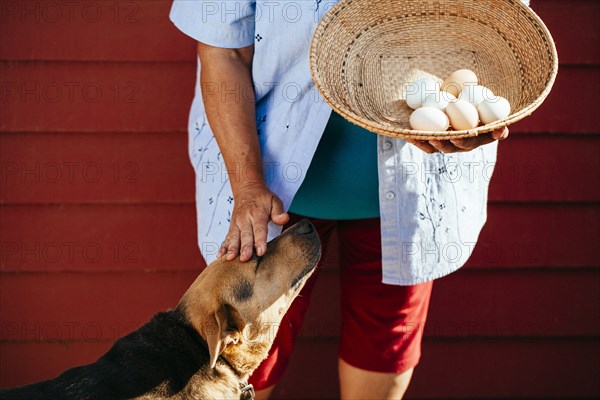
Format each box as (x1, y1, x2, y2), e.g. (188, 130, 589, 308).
(204, 304, 244, 369)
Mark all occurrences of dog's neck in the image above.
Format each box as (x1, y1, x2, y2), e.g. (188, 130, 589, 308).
(177, 302, 274, 379)
(174, 307, 259, 399)
(193, 327, 268, 400)
(206, 319, 273, 379)
(213, 351, 256, 400)
(211, 354, 256, 400)
(220, 328, 273, 378)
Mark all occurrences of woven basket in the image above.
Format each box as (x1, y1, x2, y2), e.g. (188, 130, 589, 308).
(310, 0, 559, 140)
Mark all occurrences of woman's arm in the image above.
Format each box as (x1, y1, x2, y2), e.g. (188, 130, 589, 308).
(197, 42, 289, 262)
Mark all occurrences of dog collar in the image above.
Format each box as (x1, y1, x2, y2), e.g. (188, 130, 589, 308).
(218, 354, 254, 400)
(218, 354, 255, 400)
(239, 381, 255, 400)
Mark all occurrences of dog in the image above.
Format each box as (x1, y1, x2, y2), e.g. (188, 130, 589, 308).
(0, 219, 321, 400)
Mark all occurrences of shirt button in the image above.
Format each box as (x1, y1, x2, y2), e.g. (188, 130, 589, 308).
(385, 191, 396, 200)
(383, 141, 393, 150)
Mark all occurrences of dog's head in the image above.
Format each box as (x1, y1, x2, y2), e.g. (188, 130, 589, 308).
(179, 219, 321, 370)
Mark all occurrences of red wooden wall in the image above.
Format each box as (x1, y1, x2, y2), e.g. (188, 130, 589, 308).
(1, 0, 599, 398)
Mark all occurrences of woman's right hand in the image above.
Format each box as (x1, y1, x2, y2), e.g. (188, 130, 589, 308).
(217, 182, 290, 262)
(197, 41, 284, 262)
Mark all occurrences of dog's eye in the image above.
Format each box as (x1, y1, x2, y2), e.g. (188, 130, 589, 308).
(254, 256, 263, 273)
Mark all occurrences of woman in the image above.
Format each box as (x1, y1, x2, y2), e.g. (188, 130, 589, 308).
(170, 1, 528, 397)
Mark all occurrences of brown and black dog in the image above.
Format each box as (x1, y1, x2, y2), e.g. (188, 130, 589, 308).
(0, 219, 321, 400)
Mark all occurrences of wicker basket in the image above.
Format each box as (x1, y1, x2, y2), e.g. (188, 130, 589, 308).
(310, 0, 559, 140)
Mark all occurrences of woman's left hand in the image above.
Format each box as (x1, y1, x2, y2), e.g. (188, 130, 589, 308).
(406, 127, 509, 154)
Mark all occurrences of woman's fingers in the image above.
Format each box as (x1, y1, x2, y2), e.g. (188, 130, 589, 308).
(216, 241, 227, 260)
(491, 127, 510, 140)
(409, 127, 510, 155)
(217, 189, 290, 262)
(216, 231, 230, 259)
(221, 226, 241, 260)
(217, 219, 260, 262)
(449, 127, 509, 150)
(429, 140, 463, 153)
(270, 196, 289, 226)
(252, 213, 269, 257)
(406, 139, 438, 154)
(238, 219, 255, 261)
(448, 134, 493, 151)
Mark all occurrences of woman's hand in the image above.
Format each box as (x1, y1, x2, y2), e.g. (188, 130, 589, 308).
(216, 182, 290, 262)
(406, 127, 509, 154)
(197, 42, 285, 262)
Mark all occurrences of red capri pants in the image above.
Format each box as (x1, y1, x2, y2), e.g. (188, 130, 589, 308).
(248, 212, 434, 390)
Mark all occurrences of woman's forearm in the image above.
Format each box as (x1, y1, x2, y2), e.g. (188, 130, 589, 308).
(197, 42, 265, 193)
(198, 41, 289, 261)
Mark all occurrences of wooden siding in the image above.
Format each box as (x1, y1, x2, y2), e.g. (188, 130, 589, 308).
(0, 0, 598, 398)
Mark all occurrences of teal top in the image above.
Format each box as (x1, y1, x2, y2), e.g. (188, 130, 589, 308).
(288, 111, 380, 220)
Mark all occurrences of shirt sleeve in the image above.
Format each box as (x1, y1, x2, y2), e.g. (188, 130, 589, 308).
(169, 0, 256, 48)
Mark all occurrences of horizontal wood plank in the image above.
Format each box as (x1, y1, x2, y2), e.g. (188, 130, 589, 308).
(0, 271, 197, 343)
(0, 269, 597, 343)
(0, 63, 598, 134)
(490, 135, 600, 202)
(510, 66, 600, 134)
(0, 61, 196, 133)
(276, 338, 600, 399)
(0, 0, 194, 62)
(534, 0, 600, 66)
(471, 204, 600, 268)
(0, 204, 205, 272)
(0, 131, 195, 203)
(0, 1, 597, 66)
(1, 133, 598, 203)
(2, 338, 597, 398)
(0, 204, 597, 272)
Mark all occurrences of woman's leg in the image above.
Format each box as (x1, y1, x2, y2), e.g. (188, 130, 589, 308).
(337, 217, 434, 399)
(254, 385, 275, 400)
(339, 359, 414, 399)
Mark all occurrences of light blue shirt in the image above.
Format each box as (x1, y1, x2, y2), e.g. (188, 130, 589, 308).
(169, 0, 530, 285)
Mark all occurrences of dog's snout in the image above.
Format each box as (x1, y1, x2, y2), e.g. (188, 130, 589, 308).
(296, 219, 314, 234)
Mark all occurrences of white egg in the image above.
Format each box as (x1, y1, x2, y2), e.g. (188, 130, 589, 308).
(405, 78, 439, 110)
(409, 107, 450, 131)
(478, 96, 511, 124)
(422, 91, 456, 111)
(446, 99, 480, 130)
(459, 84, 494, 107)
(441, 69, 478, 98)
